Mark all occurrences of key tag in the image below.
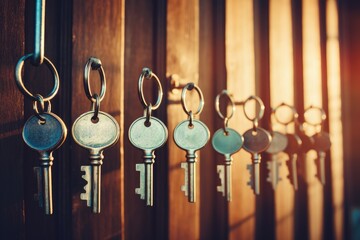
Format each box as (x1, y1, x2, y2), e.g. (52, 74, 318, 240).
(72, 57, 120, 213)
(304, 106, 331, 185)
(173, 83, 210, 203)
(128, 68, 168, 206)
(242, 96, 272, 195)
(272, 103, 302, 190)
(212, 90, 243, 201)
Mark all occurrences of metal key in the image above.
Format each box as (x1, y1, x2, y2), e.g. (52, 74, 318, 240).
(265, 131, 288, 190)
(284, 133, 302, 190)
(72, 111, 120, 213)
(129, 116, 168, 206)
(23, 112, 67, 215)
(212, 128, 243, 201)
(243, 127, 272, 195)
(312, 131, 331, 185)
(174, 119, 210, 202)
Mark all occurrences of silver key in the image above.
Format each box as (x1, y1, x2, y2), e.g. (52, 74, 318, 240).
(72, 111, 120, 213)
(212, 128, 243, 201)
(312, 132, 331, 185)
(243, 127, 272, 195)
(23, 112, 67, 215)
(174, 119, 209, 202)
(129, 116, 168, 206)
(265, 131, 287, 189)
(284, 133, 302, 190)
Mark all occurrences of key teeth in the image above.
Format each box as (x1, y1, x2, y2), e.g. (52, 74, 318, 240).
(217, 165, 225, 196)
(181, 162, 189, 196)
(80, 166, 91, 207)
(33, 167, 43, 208)
(135, 164, 145, 200)
(246, 164, 254, 189)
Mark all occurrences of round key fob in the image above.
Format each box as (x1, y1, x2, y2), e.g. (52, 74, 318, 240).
(128, 116, 168, 150)
(23, 112, 67, 152)
(212, 128, 243, 155)
(243, 127, 272, 154)
(285, 134, 302, 155)
(72, 111, 120, 151)
(174, 120, 210, 151)
(266, 131, 288, 154)
(312, 132, 331, 152)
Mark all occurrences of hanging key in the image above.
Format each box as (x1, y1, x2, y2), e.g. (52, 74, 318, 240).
(265, 131, 288, 190)
(174, 83, 209, 203)
(304, 105, 331, 185)
(72, 58, 120, 213)
(242, 96, 271, 195)
(23, 108, 67, 215)
(129, 68, 167, 206)
(15, 54, 66, 215)
(272, 102, 302, 190)
(212, 90, 243, 201)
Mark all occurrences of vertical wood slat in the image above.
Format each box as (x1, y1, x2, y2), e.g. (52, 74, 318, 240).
(302, 1, 324, 240)
(166, 0, 200, 239)
(71, 0, 123, 238)
(123, 0, 159, 239)
(326, 1, 344, 239)
(225, 1, 256, 239)
(269, 1, 295, 240)
(0, 0, 25, 238)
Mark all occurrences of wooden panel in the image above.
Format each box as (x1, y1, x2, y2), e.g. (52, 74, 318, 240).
(0, 0, 25, 238)
(269, 1, 295, 240)
(225, 1, 256, 239)
(166, 0, 200, 239)
(71, 0, 123, 239)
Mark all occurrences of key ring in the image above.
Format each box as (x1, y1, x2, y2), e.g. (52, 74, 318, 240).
(33, 94, 51, 122)
(138, 68, 163, 111)
(91, 93, 100, 122)
(304, 105, 327, 130)
(15, 53, 59, 102)
(181, 83, 204, 117)
(215, 90, 235, 133)
(84, 57, 106, 103)
(272, 102, 299, 126)
(243, 95, 265, 131)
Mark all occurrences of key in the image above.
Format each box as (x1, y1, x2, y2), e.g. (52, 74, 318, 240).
(212, 128, 243, 201)
(129, 116, 168, 206)
(312, 131, 331, 185)
(72, 111, 120, 213)
(23, 112, 67, 215)
(265, 131, 288, 189)
(243, 127, 272, 195)
(174, 119, 209, 202)
(284, 133, 302, 190)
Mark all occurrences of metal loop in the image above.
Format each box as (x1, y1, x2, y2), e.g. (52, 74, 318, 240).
(188, 110, 194, 127)
(243, 95, 265, 122)
(253, 119, 259, 133)
(84, 57, 106, 103)
(181, 83, 204, 116)
(144, 104, 153, 126)
(32, 0, 45, 65)
(272, 102, 299, 126)
(91, 94, 100, 120)
(32, 94, 51, 122)
(304, 105, 327, 127)
(138, 68, 163, 110)
(15, 54, 59, 101)
(215, 90, 235, 120)
(223, 117, 229, 134)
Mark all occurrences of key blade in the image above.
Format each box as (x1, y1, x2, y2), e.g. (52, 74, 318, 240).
(246, 164, 254, 190)
(135, 164, 145, 199)
(181, 162, 189, 196)
(266, 159, 282, 190)
(80, 165, 92, 207)
(318, 151, 326, 185)
(33, 167, 43, 208)
(216, 165, 225, 196)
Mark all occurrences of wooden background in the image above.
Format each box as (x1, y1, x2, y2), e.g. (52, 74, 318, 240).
(0, 0, 358, 239)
